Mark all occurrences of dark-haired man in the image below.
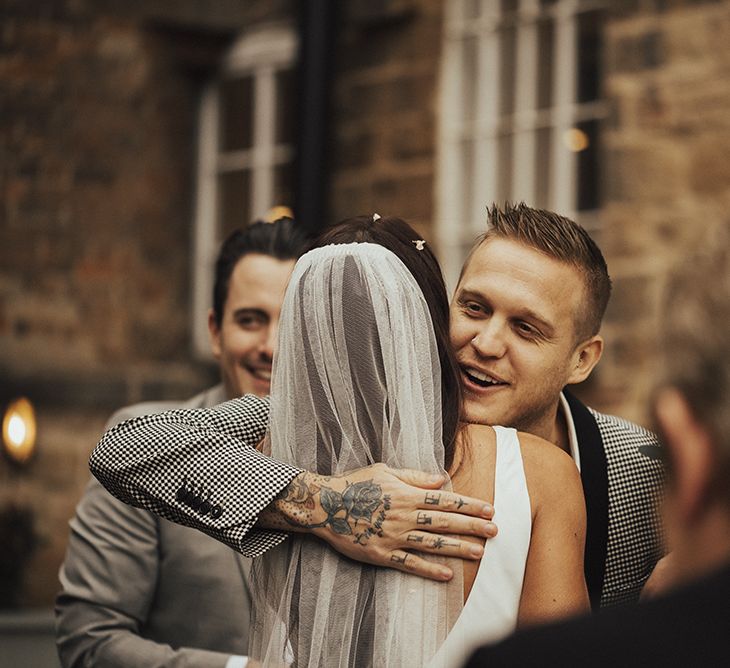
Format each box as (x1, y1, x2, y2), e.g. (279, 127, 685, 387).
(451, 203, 664, 608)
(466, 220, 730, 667)
(56, 219, 308, 668)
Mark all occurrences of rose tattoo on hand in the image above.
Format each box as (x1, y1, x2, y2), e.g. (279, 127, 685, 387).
(278, 477, 386, 543)
(318, 480, 383, 535)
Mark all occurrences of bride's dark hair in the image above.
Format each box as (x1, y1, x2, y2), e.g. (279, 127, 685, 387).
(313, 215, 462, 470)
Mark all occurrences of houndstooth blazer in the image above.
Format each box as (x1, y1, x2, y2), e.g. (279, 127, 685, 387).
(90, 394, 302, 558)
(564, 391, 666, 609)
(90, 392, 665, 608)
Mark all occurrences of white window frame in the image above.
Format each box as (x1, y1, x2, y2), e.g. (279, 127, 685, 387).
(191, 25, 297, 358)
(436, 0, 607, 290)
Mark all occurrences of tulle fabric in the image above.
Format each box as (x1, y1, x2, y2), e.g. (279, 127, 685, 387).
(249, 242, 463, 667)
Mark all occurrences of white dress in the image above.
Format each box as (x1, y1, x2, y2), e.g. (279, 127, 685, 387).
(429, 426, 532, 667)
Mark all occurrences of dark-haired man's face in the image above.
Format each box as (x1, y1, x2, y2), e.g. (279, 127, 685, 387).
(208, 253, 296, 398)
(450, 238, 597, 441)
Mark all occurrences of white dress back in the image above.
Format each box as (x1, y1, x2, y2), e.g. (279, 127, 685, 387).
(430, 426, 532, 667)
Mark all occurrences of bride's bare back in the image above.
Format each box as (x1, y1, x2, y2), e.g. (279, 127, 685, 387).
(449, 423, 589, 626)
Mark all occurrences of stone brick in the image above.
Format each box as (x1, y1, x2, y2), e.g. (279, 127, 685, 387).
(604, 275, 653, 324)
(389, 114, 435, 161)
(602, 144, 688, 204)
(337, 172, 432, 223)
(688, 137, 730, 194)
(330, 127, 375, 171)
(346, 0, 417, 26)
(329, 169, 433, 225)
(609, 30, 665, 73)
(608, 0, 644, 18)
(335, 0, 442, 74)
(335, 71, 437, 121)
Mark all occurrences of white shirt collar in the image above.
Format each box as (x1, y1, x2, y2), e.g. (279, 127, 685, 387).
(559, 391, 581, 473)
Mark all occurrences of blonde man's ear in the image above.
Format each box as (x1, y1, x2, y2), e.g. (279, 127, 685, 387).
(567, 335, 603, 385)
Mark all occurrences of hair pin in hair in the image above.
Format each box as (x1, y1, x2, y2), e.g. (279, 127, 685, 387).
(372, 213, 381, 222)
(412, 239, 426, 251)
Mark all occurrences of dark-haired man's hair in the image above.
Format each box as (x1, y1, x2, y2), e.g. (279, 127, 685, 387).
(470, 202, 612, 340)
(212, 218, 309, 326)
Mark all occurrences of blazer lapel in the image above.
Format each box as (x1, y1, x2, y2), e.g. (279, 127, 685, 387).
(564, 389, 609, 610)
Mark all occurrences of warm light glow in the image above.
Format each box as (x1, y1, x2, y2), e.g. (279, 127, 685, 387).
(7, 414, 27, 447)
(2, 397, 37, 464)
(266, 205, 294, 222)
(563, 128, 590, 152)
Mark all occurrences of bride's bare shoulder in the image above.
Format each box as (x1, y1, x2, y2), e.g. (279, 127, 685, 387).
(517, 432, 577, 474)
(517, 431, 583, 510)
(457, 423, 497, 448)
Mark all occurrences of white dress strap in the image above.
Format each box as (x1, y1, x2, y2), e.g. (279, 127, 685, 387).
(429, 426, 532, 667)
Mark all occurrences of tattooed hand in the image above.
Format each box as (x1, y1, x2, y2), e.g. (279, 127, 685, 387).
(257, 463, 497, 581)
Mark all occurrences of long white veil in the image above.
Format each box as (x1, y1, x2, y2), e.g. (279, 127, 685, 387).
(249, 242, 462, 667)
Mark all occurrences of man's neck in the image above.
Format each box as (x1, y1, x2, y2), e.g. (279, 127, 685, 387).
(552, 405, 571, 454)
(522, 401, 571, 454)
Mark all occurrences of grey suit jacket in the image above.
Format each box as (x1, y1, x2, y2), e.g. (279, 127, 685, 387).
(56, 386, 253, 668)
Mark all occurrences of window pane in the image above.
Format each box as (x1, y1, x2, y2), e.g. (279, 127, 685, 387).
(462, 36, 479, 123)
(275, 68, 297, 145)
(576, 119, 600, 211)
(576, 10, 602, 104)
(462, 0, 482, 20)
(218, 170, 251, 238)
(273, 162, 295, 211)
(535, 127, 552, 208)
(497, 132, 513, 202)
(460, 139, 474, 222)
(220, 76, 254, 152)
(499, 25, 517, 117)
(501, 0, 518, 15)
(536, 18, 554, 110)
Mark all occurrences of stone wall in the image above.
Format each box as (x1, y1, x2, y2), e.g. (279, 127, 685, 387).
(0, 0, 291, 607)
(327, 0, 443, 241)
(597, 0, 730, 423)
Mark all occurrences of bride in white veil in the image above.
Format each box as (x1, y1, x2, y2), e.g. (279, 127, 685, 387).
(250, 225, 463, 666)
(249, 215, 589, 667)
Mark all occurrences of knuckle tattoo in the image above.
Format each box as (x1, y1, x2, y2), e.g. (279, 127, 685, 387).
(424, 492, 441, 506)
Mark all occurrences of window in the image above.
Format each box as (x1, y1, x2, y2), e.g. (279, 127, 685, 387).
(436, 0, 606, 288)
(192, 26, 298, 357)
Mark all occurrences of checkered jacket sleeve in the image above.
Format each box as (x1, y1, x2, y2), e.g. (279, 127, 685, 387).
(89, 394, 302, 558)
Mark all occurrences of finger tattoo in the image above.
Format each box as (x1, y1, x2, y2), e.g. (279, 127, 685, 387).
(432, 537, 458, 550)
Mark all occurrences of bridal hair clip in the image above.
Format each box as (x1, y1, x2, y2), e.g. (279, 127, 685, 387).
(412, 239, 426, 251)
(372, 213, 381, 221)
